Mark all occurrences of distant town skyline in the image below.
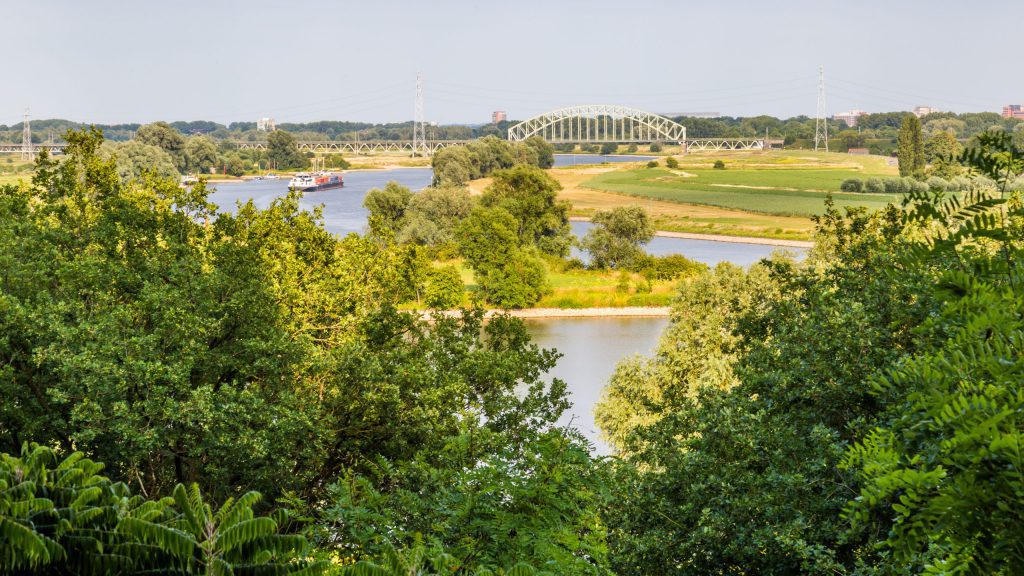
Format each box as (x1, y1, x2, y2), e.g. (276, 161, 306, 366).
(3, 0, 1022, 126)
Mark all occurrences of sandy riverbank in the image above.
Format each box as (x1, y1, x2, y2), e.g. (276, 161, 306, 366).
(568, 216, 814, 248)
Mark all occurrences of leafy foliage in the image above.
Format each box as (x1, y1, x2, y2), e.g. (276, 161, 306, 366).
(0, 443, 325, 574)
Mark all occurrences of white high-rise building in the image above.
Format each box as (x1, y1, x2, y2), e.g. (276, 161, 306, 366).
(257, 117, 276, 131)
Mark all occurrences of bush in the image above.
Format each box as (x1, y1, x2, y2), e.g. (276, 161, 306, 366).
(840, 178, 863, 192)
(600, 142, 618, 155)
(950, 176, 973, 192)
(865, 178, 884, 193)
(646, 160, 659, 168)
(926, 176, 950, 192)
(909, 178, 929, 193)
(641, 254, 706, 280)
(627, 144, 638, 153)
(616, 271, 632, 293)
(423, 265, 464, 309)
(649, 142, 663, 153)
(665, 156, 679, 169)
(883, 178, 905, 193)
(713, 159, 726, 169)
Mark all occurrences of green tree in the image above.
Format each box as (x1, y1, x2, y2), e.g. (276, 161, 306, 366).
(600, 201, 943, 574)
(600, 142, 618, 155)
(897, 114, 925, 178)
(135, 121, 187, 171)
(185, 135, 220, 174)
(924, 130, 964, 178)
(456, 207, 548, 308)
(98, 139, 179, 180)
(580, 206, 655, 269)
(523, 135, 555, 168)
(267, 129, 308, 170)
(363, 181, 413, 238)
(422, 265, 464, 308)
(0, 443, 324, 574)
(397, 184, 475, 246)
(842, 131, 1024, 574)
(480, 164, 572, 257)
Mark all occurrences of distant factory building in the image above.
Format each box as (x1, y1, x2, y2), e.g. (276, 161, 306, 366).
(834, 109, 867, 127)
(492, 111, 507, 124)
(1002, 105, 1024, 119)
(257, 117, 276, 131)
(913, 106, 940, 118)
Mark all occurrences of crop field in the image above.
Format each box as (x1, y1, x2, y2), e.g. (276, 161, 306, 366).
(583, 167, 902, 217)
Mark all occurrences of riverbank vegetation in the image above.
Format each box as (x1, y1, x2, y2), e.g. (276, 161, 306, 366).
(365, 157, 706, 310)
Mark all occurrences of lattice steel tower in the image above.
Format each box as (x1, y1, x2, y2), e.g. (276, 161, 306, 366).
(21, 108, 34, 161)
(814, 66, 828, 152)
(413, 73, 427, 156)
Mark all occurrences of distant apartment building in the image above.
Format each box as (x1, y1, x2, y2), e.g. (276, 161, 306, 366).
(1002, 105, 1024, 119)
(913, 106, 940, 117)
(256, 117, 276, 132)
(834, 109, 867, 127)
(492, 111, 507, 124)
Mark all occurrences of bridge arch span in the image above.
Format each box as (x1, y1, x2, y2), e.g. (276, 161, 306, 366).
(507, 104, 685, 144)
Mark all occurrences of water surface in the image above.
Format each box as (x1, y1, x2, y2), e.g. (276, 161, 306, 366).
(524, 317, 668, 454)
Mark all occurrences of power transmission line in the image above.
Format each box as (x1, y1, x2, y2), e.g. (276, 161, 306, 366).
(814, 66, 828, 152)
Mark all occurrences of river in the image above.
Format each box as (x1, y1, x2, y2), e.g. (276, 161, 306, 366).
(523, 317, 667, 454)
(208, 167, 802, 454)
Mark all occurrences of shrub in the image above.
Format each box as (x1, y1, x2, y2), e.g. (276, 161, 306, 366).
(665, 156, 679, 169)
(865, 178, 884, 193)
(950, 176, 973, 191)
(926, 176, 950, 192)
(883, 178, 905, 193)
(840, 178, 863, 193)
(627, 144, 638, 153)
(646, 160, 659, 168)
(909, 178, 929, 193)
(563, 257, 586, 271)
(713, 159, 726, 169)
(642, 254, 706, 280)
(649, 142, 663, 153)
(616, 271, 632, 293)
(600, 142, 618, 155)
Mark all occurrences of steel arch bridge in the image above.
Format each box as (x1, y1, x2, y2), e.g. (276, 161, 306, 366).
(507, 105, 686, 144)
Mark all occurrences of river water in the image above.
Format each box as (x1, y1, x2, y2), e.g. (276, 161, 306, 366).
(208, 167, 802, 454)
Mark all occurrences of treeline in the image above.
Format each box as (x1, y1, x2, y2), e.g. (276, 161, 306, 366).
(7, 110, 1021, 151)
(92, 121, 339, 178)
(0, 118, 515, 144)
(431, 135, 554, 185)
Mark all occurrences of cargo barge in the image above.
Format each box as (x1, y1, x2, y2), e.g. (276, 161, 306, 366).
(288, 171, 344, 192)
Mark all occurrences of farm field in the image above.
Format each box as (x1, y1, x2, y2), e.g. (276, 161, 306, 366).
(583, 166, 901, 217)
(540, 150, 904, 240)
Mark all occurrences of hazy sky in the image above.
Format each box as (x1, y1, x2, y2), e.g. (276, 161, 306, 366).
(3, 0, 1020, 125)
